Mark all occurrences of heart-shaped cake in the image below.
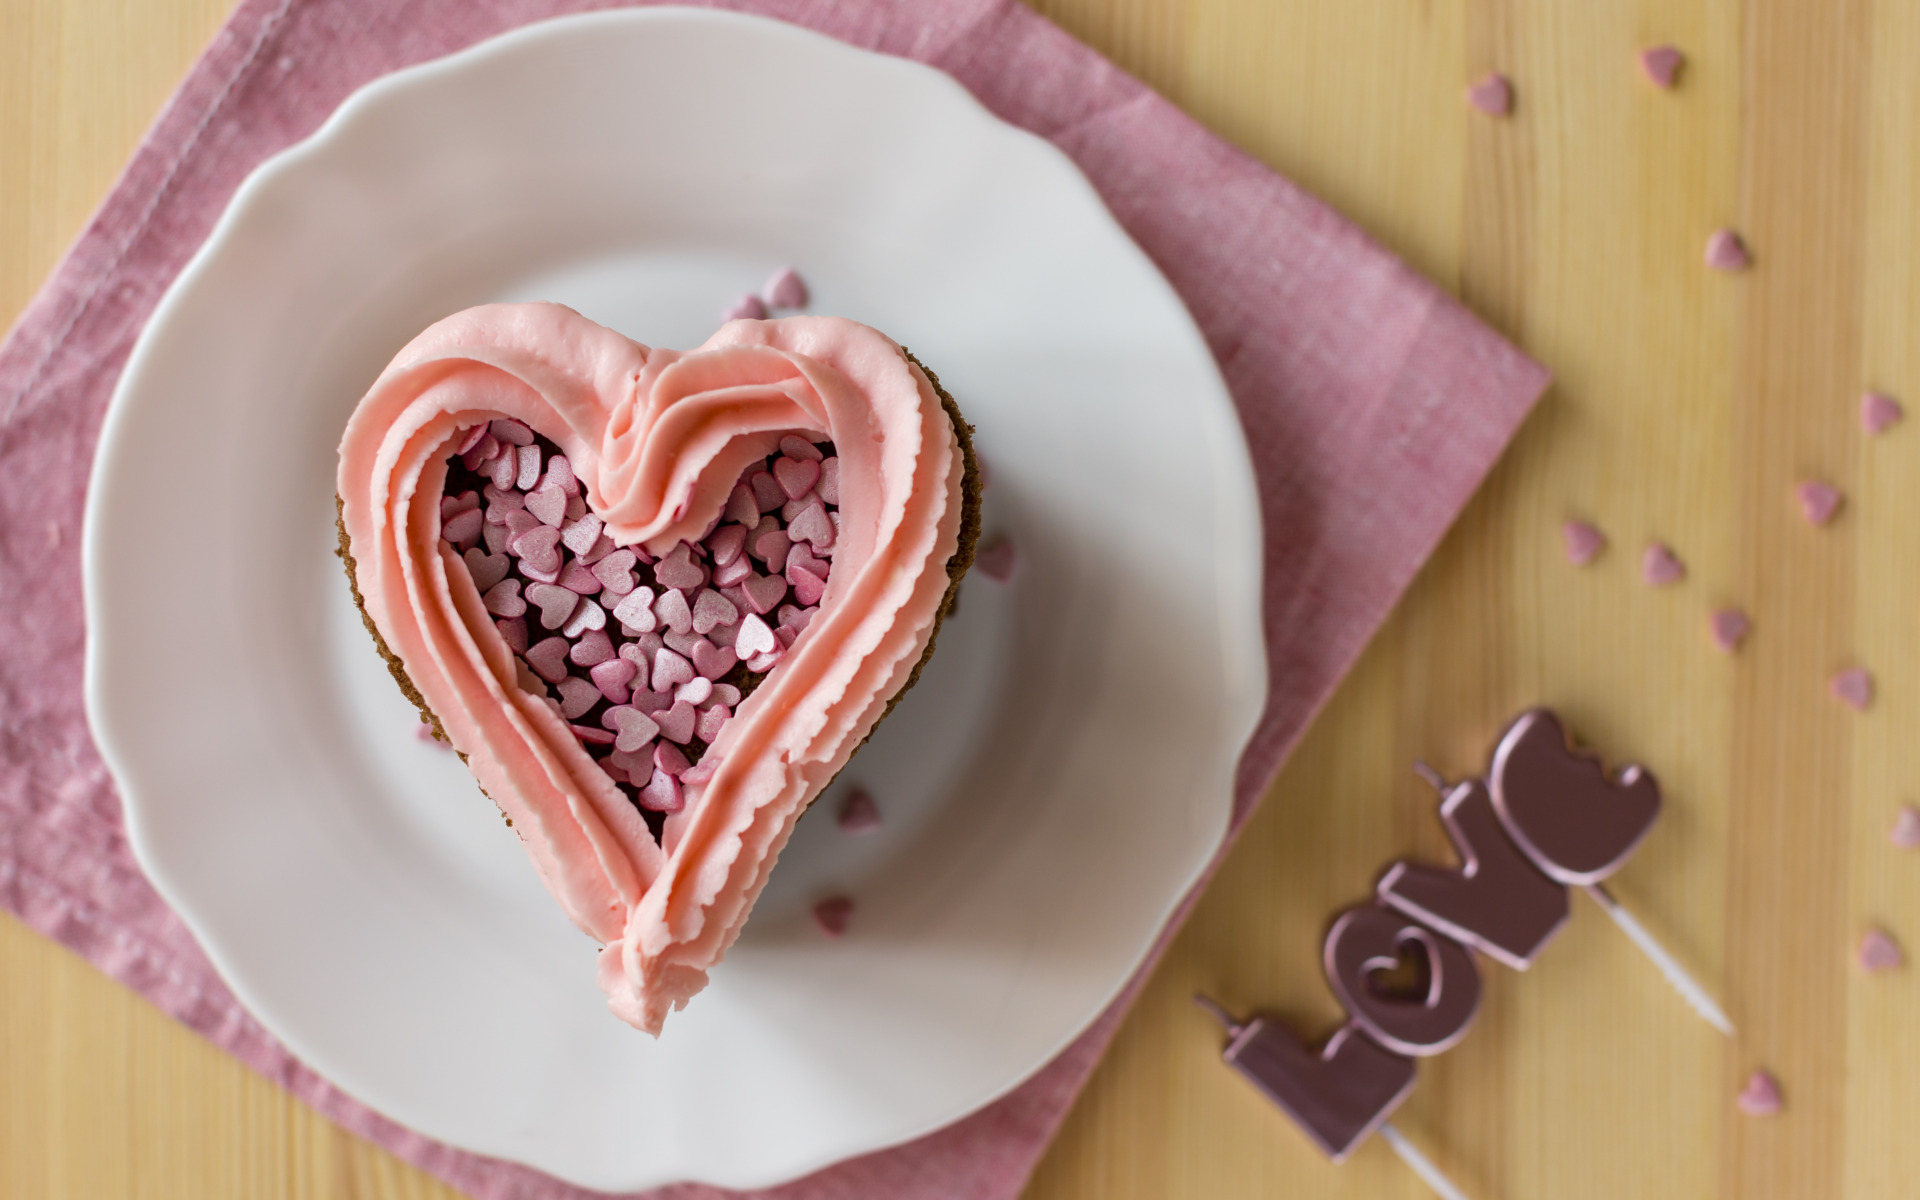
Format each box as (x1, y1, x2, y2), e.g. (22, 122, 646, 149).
(336, 302, 979, 1033)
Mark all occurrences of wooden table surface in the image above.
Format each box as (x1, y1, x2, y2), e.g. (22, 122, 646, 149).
(7, 0, 1918, 1196)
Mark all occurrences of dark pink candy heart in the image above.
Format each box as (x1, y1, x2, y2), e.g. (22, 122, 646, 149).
(743, 572, 787, 615)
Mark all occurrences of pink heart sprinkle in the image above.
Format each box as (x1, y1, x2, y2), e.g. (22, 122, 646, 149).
(1796, 480, 1841, 526)
(1861, 391, 1903, 436)
(560, 597, 606, 639)
(742, 572, 788, 615)
(1704, 228, 1751, 271)
(569, 629, 614, 668)
(1830, 666, 1873, 710)
(837, 789, 882, 835)
(786, 544, 828, 580)
(442, 508, 484, 548)
(789, 565, 828, 606)
(725, 484, 761, 527)
(1859, 927, 1904, 973)
(1890, 806, 1920, 850)
(696, 703, 731, 744)
(490, 418, 534, 447)
(750, 470, 786, 513)
(631, 688, 672, 716)
(721, 293, 768, 322)
(516, 444, 543, 491)
(1709, 608, 1751, 652)
(787, 501, 834, 549)
(975, 535, 1018, 582)
(580, 533, 616, 565)
(762, 268, 809, 310)
(1642, 542, 1685, 586)
(557, 560, 600, 595)
(486, 449, 517, 489)
(752, 527, 792, 574)
(652, 647, 695, 692)
(638, 767, 684, 813)
(461, 433, 501, 471)
(712, 551, 753, 587)
(442, 490, 480, 519)
(464, 548, 509, 592)
(1466, 72, 1512, 116)
(1638, 45, 1683, 88)
(525, 484, 568, 528)
(602, 705, 660, 754)
(654, 543, 707, 591)
(570, 724, 616, 747)
(612, 586, 657, 632)
(495, 617, 528, 655)
(624, 632, 664, 663)
(525, 636, 571, 683)
(483, 579, 527, 618)
(654, 740, 691, 778)
(736, 613, 778, 658)
(710, 684, 742, 708)
(1737, 1070, 1782, 1117)
(1561, 520, 1604, 567)
(543, 455, 577, 495)
(503, 509, 541, 541)
(663, 627, 701, 658)
(556, 677, 601, 720)
(812, 895, 853, 938)
(589, 657, 639, 704)
(745, 648, 782, 673)
(675, 676, 713, 706)
(818, 457, 840, 505)
(656, 699, 697, 745)
(512, 525, 563, 575)
(691, 588, 740, 635)
(773, 455, 821, 500)
(707, 524, 748, 567)
(654, 588, 694, 634)
(456, 425, 489, 456)
(561, 512, 602, 555)
(525, 581, 579, 631)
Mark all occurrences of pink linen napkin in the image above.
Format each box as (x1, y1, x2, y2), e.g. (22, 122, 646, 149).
(0, 1, 1549, 1196)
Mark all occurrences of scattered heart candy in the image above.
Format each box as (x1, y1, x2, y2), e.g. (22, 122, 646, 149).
(837, 788, 882, 834)
(975, 535, 1018, 581)
(1561, 520, 1604, 567)
(525, 581, 580, 631)
(1796, 480, 1841, 526)
(1638, 45, 1683, 88)
(762, 267, 809, 310)
(1858, 927, 1904, 973)
(1466, 71, 1513, 116)
(813, 894, 854, 938)
(721, 293, 767, 322)
(464, 548, 509, 592)
(1737, 1070, 1782, 1116)
(1709, 608, 1751, 652)
(1704, 228, 1751, 272)
(1891, 806, 1920, 850)
(526, 636, 571, 683)
(1641, 542, 1685, 586)
(1861, 390, 1903, 435)
(1830, 667, 1873, 711)
(638, 767, 685, 813)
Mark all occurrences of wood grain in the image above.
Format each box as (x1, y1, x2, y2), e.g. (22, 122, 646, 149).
(5, 1, 1918, 1197)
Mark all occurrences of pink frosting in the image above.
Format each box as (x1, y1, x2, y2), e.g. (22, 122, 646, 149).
(337, 303, 964, 1033)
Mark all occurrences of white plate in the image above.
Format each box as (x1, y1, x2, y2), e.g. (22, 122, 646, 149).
(84, 9, 1265, 1191)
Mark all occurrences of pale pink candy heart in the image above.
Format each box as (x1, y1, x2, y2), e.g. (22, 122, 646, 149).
(817, 457, 839, 505)
(725, 484, 760, 527)
(743, 572, 788, 615)
(652, 647, 696, 692)
(520, 558, 561, 585)
(752, 526, 792, 574)
(707, 524, 748, 567)
(490, 418, 534, 446)
(717, 584, 751, 620)
(1466, 72, 1512, 115)
(1704, 228, 1750, 271)
(777, 436, 821, 464)
(602, 705, 660, 754)
(560, 597, 606, 639)
(812, 895, 853, 938)
(1890, 805, 1920, 850)
(654, 741, 691, 778)
(638, 767, 685, 813)
(749, 470, 785, 513)
(775, 625, 798, 650)
(442, 490, 480, 519)
(1560, 521, 1604, 567)
(762, 268, 809, 310)
(787, 501, 834, 549)
(543, 455, 577, 495)
(789, 565, 828, 606)
(591, 658, 640, 704)
(556, 677, 602, 720)
(623, 632, 664, 663)
(1642, 542, 1685, 586)
(483, 579, 527, 618)
(461, 433, 501, 471)
(485, 490, 525, 525)
(786, 544, 829, 580)
(1862, 391, 1903, 436)
(773, 455, 821, 500)
(1830, 666, 1872, 710)
(561, 512, 603, 555)
(709, 683, 742, 708)
(525, 581, 580, 631)
(656, 700, 697, 745)
(463, 548, 509, 592)
(607, 747, 649, 778)
(1859, 928, 1904, 973)
(1796, 480, 1842, 526)
(612, 586, 657, 632)
(837, 789, 882, 834)
(691, 638, 737, 681)
(780, 492, 817, 523)
(1638, 45, 1683, 88)
(675, 676, 714, 706)
(721, 293, 768, 322)
(631, 688, 673, 716)
(663, 627, 702, 658)
(515, 444, 543, 490)
(975, 535, 1018, 582)
(695, 704, 731, 744)
(579, 532, 616, 565)
(1737, 1070, 1782, 1117)
(456, 425, 489, 456)
(745, 649, 782, 672)
(525, 636, 572, 683)
(654, 542, 707, 590)
(736, 613, 778, 658)
(486, 449, 517, 489)
(654, 587, 694, 634)
(591, 549, 637, 595)
(482, 520, 511, 556)
(681, 757, 719, 786)
(525, 483, 568, 528)
(557, 560, 601, 595)
(1709, 608, 1751, 652)
(495, 617, 528, 655)
(564, 493, 586, 522)
(442, 508, 484, 548)
(569, 629, 615, 668)
(691, 587, 740, 635)
(712, 552, 752, 587)
(512, 524, 563, 574)
(570, 725, 616, 747)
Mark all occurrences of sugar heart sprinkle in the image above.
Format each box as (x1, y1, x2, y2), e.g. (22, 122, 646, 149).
(837, 788, 882, 834)
(1705, 228, 1751, 272)
(1796, 480, 1842, 526)
(1638, 45, 1683, 89)
(762, 268, 809, 311)
(1830, 667, 1873, 711)
(1861, 391, 1903, 436)
(812, 895, 854, 938)
(1737, 1070, 1782, 1117)
(1709, 608, 1751, 652)
(1858, 928, 1903, 973)
(1890, 806, 1920, 850)
(1467, 72, 1513, 116)
(1642, 542, 1685, 586)
(439, 426, 843, 826)
(1561, 520, 1605, 566)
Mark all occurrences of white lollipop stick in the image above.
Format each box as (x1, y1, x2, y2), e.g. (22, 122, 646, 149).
(1379, 1122, 1471, 1200)
(1581, 883, 1735, 1036)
